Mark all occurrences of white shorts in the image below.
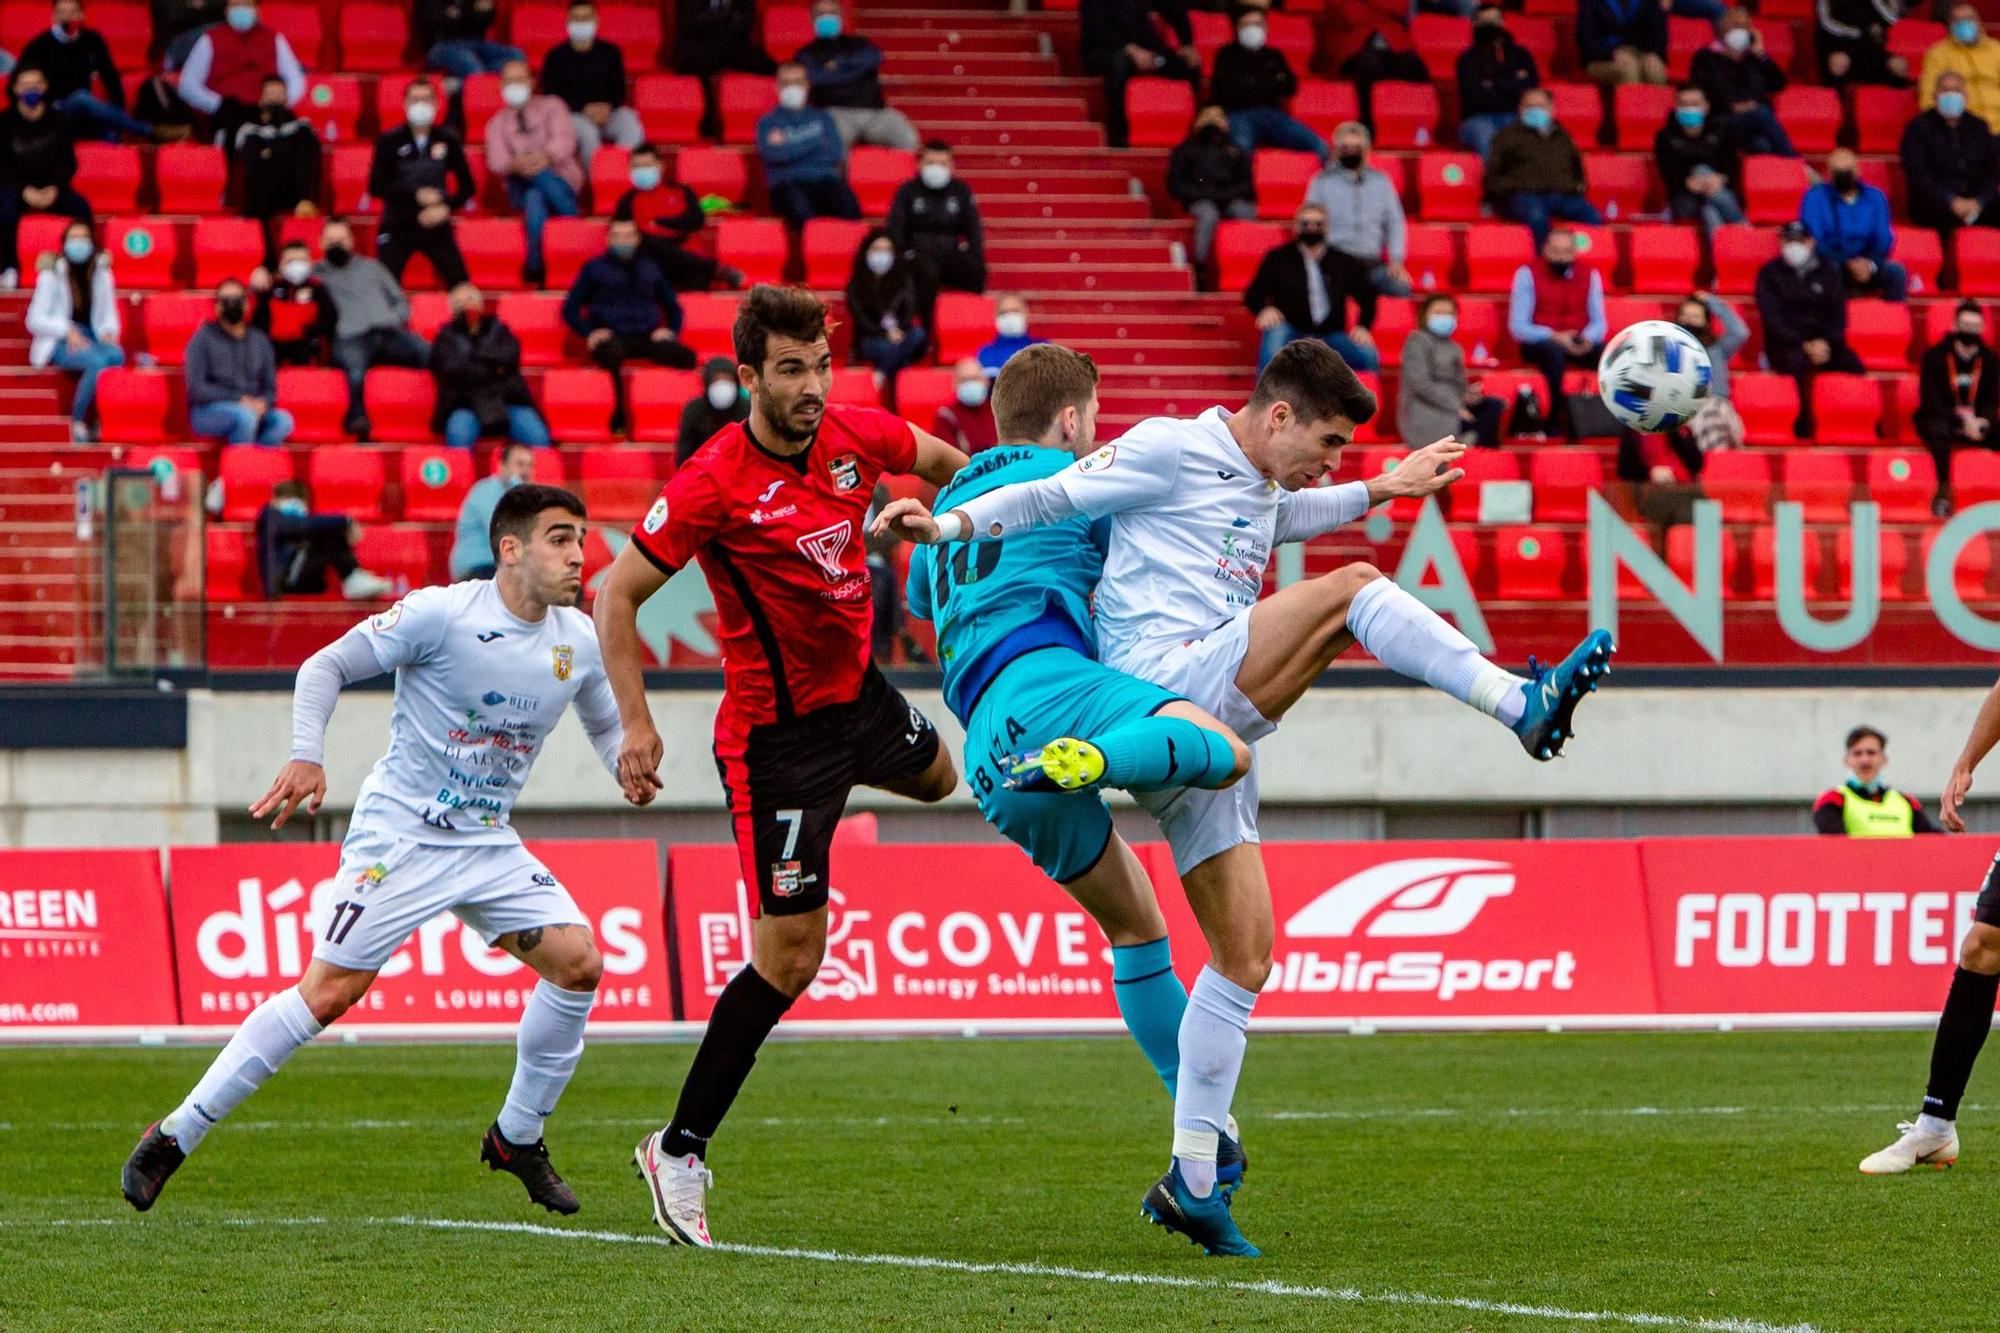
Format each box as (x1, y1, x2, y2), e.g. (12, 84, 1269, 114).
(1122, 608, 1276, 876)
(312, 828, 584, 972)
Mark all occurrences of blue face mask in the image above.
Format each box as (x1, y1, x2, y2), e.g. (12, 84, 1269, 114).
(1941, 90, 1969, 118)
(1675, 106, 1705, 130)
(1520, 105, 1552, 132)
(62, 237, 92, 265)
(813, 13, 842, 39)
(1426, 313, 1457, 338)
(227, 5, 257, 32)
(274, 497, 308, 518)
(630, 165, 662, 191)
(15, 89, 43, 109)
(1954, 18, 1981, 44)
(609, 242, 637, 262)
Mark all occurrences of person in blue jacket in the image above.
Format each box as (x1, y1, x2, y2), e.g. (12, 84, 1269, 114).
(1800, 146, 1909, 301)
(1579, 0, 1668, 86)
(561, 217, 698, 433)
(756, 61, 862, 225)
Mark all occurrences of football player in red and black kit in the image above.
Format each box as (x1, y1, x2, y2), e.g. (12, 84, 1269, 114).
(594, 285, 968, 1244)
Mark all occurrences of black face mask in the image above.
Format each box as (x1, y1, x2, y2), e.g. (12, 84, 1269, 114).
(324, 245, 352, 268)
(1336, 150, 1365, 169)
(1476, 22, 1505, 41)
(1957, 332, 1984, 352)
(218, 297, 246, 324)
(1197, 122, 1226, 137)
(1679, 320, 1709, 342)
(1297, 228, 1326, 246)
(1831, 169, 1858, 193)
(1548, 260, 1574, 279)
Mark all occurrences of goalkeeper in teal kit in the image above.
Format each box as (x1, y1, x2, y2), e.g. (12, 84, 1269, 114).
(903, 343, 1251, 1184)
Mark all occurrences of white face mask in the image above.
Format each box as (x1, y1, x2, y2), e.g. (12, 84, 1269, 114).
(865, 248, 895, 275)
(406, 100, 436, 129)
(956, 379, 988, 407)
(1781, 241, 1811, 268)
(501, 82, 531, 109)
(707, 379, 739, 410)
(280, 259, 311, 285)
(1723, 26, 1752, 51)
(995, 311, 1027, 339)
(919, 163, 951, 190)
(777, 84, 808, 111)
(1237, 24, 1267, 50)
(567, 20, 596, 43)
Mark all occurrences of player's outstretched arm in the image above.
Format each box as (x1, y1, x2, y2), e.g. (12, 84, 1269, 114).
(909, 427, 970, 487)
(1368, 438, 1466, 506)
(1273, 440, 1467, 544)
(1942, 674, 2000, 831)
(251, 625, 385, 828)
(592, 541, 670, 801)
(576, 656, 657, 808)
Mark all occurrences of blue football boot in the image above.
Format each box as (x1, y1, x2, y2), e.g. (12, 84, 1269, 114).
(1511, 629, 1614, 762)
(1140, 1161, 1261, 1257)
(1216, 1115, 1246, 1195)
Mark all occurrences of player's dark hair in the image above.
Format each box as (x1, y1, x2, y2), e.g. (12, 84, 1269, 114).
(733, 284, 830, 373)
(1846, 725, 1887, 751)
(993, 343, 1099, 442)
(489, 483, 586, 557)
(1246, 339, 1377, 426)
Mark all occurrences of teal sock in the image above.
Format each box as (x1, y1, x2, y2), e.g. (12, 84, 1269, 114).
(1112, 937, 1186, 1097)
(1092, 716, 1237, 791)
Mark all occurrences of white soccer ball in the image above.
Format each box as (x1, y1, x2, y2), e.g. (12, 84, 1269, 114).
(1596, 319, 1712, 433)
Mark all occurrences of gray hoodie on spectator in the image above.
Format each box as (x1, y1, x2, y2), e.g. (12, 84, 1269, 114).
(183, 319, 277, 406)
(312, 254, 411, 340)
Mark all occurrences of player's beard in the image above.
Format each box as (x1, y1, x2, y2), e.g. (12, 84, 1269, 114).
(760, 384, 821, 443)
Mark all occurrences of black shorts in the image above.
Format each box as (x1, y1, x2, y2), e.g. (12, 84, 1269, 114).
(1975, 851, 2000, 928)
(715, 667, 942, 917)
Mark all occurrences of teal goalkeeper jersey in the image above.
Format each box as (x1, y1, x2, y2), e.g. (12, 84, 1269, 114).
(906, 443, 1108, 723)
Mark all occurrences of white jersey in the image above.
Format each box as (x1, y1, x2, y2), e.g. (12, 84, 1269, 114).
(351, 580, 617, 845)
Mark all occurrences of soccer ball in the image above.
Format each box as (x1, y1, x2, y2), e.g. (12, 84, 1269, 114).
(1596, 320, 1712, 432)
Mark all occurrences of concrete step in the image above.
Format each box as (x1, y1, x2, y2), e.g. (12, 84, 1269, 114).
(883, 73, 1099, 99)
(984, 238, 1185, 266)
(0, 417, 76, 443)
(895, 96, 1092, 125)
(978, 194, 1153, 220)
(886, 51, 1061, 79)
(985, 262, 1194, 295)
(907, 119, 1105, 148)
(1052, 337, 1246, 367)
(874, 27, 1047, 55)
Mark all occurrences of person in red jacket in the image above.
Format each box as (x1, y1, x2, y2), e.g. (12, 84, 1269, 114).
(612, 142, 745, 293)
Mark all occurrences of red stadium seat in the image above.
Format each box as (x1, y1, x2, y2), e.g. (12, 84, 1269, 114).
(1772, 87, 1841, 154)
(829, 373, 882, 410)
(1584, 153, 1653, 220)
(1409, 14, 1471, 80)
(715, 219, 789, 285)
(508, 2, 565, 51)
(1809, 373, 1883, 446)
(803, 219, 871, 288)
(1417, 153, 1482, 222)
(137, 293, 208, 366)
(498, 294, 571, 366)
(1494, 526, 1573, 600)
(1924, 527, 1996, 598)
(630, 75, 705, 146)
(1749, 522, 1828, 599)
(1443, 448, 1523, 519)
(585, 147, 633, 213)
(1897, 229, 1944, 298)
(1845, 301, 1914, 371)
(1356, 447, 1422, 519)
(105, 217, 182, 289)
(192, 218, 264, 289)
(934, 292, 996, 361)
(1740, 154, 1811, 224)
(263, 2, 322, 66)
(1625, 225, 1699, 293)
(1710, 225, 1778, 294)
(1463, 223, 1533, 293)
(88, 1, 150, 68)
(1371, 82, 1440, 150)
(96, 369, 175, 443)
(538, 368, 617, 441)
(579, 448, 663, 519)
(1603, 296, 1668, 332)
(297, 75, 365, 143)
(1952, 449, 2000, 508)
(308, 447, 387, 520)
(205, 528, 253, 602)
(675, 146, 750, 206)
(1612, 84, 1674, 152)
(1867, 450, 1938, 523)
(1957, 229, 2000, 295)
(678, 294, 740, 361)
(1548, 84, 1603, 148)
(1404, 224, 1458, 293)
(1566, 224, 1620, 283)
(277, 368, 349, 443)
(1124, 78, 1195, 148)
(459, 74, 505, 134)
(762, 4, 813, 61)
(1266, 12, 1314, 67)
(354, 526, 432, 593)
(339, 2, 410, 72)
(399, 448, 474, 520)
(1781, 451, 1856, 521)
(1887, 19, 1946, 64)
(895, 367, 956, 433)
(72, 144, 141, 214)
(600, 4, 663, 66)
(1214, 220, 1287, 291)
(1853, 86, 1918, 153)
(848, 148, 916, 217)
(627, 368, 703, 443)
(1251, 149, 1319, 219)
(1665, 524, 1744, 597)
(1699, 450, 1774, 521)
(1730, 371, 1799, 446)
(1529, 450, 1605, 522)
(542, 218, 607, 289)
(1512, 16, 1559, 70)
(406, 292, 452, 341)
(16, 215, 70, 271)
(1290, 80, 1359, 138)
(364, 368, 438, 442)
(219, 446, 297, 520)
(1666, 16, 1709, 79)
(456, 218, 529, 291)
(157, 143, 230, 214)
(1884, 370, 1923, 445)
(716, 73, 772, 145)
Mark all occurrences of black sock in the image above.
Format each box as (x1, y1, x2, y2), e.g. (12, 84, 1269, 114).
(1922, 967, 2000, 1121)
(662, 965, 794, 1159)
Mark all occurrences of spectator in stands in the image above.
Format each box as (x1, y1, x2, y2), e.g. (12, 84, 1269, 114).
(418, 0, 523, 79)
(131, 71, 194, 142)
(1400, 293, 1504, 448)
(562, 217, 698, 433)
(230, 74, 318, 225)
(27, 218, 119, 442)
(449, 443, 538, 580)
(23, 0, 149, 142)
(1456, 3, 1540, 160)
(758, 62, 861, 225)
(1245, 202, 1379, 373)
(1305, 122, 1410, 296)
(1508, 227, 1606, 440)
(1079, 0, 1199, 149)
(1169, 106, 1255, 274)
(1210, 6, 1326, 160)
(155, 0, 224, 71)
(1902, 69, 2000, 238)
(541, 1, 645, 166)
(314, 218, 431, 441)
(677, 355, 749, 464)
(674, 0, 773, 80)
(1689, 9, 1796, 157)
(1655, 84, 1744, 235)
(368, 79, 474, 290)
(796, 0, 919, 151)
(186, 277, 294, 445)
(1625, 290, 1749, 480)
(256, 480, 392, 600)
(1917, 300, 2000, 515)
(248, 239, 333, 365)
(432, 284, 550, 450)
(616, 143, 742, 293)
(887, 141, 986, 303)
(1801, 148, 1908, 301)
(1756, 220, 1864, 438)
(1813, 725, 1942, 835)
(1578, 0, 1669, 87)
(978, 293, 1046, 375)
(1816, 0, 1909, 90)
(177, 0, 307, 145)
(846, 227, 929, 394)
(931, 357, 999, 453)
(1923, 4, 2000, 129)
(1484, 88, 1602, 244)
(0, 66, 89, 289)
(486, 58, 582, 286)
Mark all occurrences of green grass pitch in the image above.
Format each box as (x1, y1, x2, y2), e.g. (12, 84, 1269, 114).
(0, 1031, 1979, 1330)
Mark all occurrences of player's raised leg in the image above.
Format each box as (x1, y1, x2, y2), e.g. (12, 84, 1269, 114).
(1009, 701, 1249, 794)
(480, 921, 602, 1214)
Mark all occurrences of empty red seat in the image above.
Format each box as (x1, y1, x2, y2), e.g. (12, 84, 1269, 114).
(895, 367, 956, 432)
(716, 218, 789, 285)
(803, 218, 871, 288)
(330, 143, 376, 214)
(1898, 229, 1944, 298)
(1494, 526, 1573, 600)
(934, 292, 996, 362)
(219, 446, 297, 520)
(1809, 374, 1882, 445)
(848, 148, 915, 217)
(1711, 225, 1778, 294)
(399, 448, 473, 520)
(542, 218, 607, 289)
(262, 1, 322, 65)
(1290, 80, 1359, 138)
(1625, 225, 1700, 292)
(1853, 86, 1918, 153)
(1444, 448, 1523, 518)
(364, 368, 438, 442)
(86, 1, 151, 67)
(1529, 450, 1605, 522)
(1885, 370, 1923, 445)
(1741, 155, 1811, 224)
(675, 146, 750, 206)
(1403, 223, 1458, 292)
(1356, 447, 1421, 520)
(192, 218, 264, 289)
(1749, 523, 1827, 599)
(539, 368, 618, 440)
(631, 75, 704, 146)
(1888, 19, 1946, 63)
(1548, 84, 1604, 148)
(627, 368, 703, 443)
(1845, 301, 1914, 371)
(1958, 230, 2000, 295)
(498, 295, 570, 366)
(1371, 81, 1439, 150)
(456, 218, 528, 291)
(1773, 87, 1841, 153)
(1924, 527, 1996, 599)
(585, 147, 633, 214)
(339, 2, 410, 71)
(1125, 77, 1195, 148)
(1613, 84, 1674, 151)
(1867, 449, 1938, 522)
(1409, 14, 1470, 79)
(96, 369, 175, 442)
(1214, 220, 1287, 290)
(73, 144, 142, 213)
(1730, 371, 1799, 447)
(296, 75, 364, 143)
(1252, 149, 1319, 219)
(1782, 451, 1857, 521)
(761, 4, 813, 60)
(1700, 450, 1774, 521)
(138, 293, 209, 366)
(155, 144, 228, 214)
(308, 447, 387, 520)
(599, 3, 663, 65)
(1584, 153, 1653, 220)
(830, 373, 883, 410)
(716, 73, 772, 145)
(16, 215, 70, 271)
(278, 368, 350, 443)
(1665, 524, 1744, 597)
(206, 527, 253, 602)
(678, 294, 740, 360)
(1416, 153, 1482, 222)
(405, 292, 450, 341)
(354, 525, 430, 593)
(580, 448, 662, 519)
(1463, 223, 1533, 293)
(104, 217, 181, 289)
(1951, 448, 2000, 507)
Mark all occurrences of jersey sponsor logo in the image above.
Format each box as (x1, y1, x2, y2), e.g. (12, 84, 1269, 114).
(748, 503, 799, 525)
(551, 644, 573, 681)
(756, 479, 786, 503)
(1285, 859, 1516, 939)
(370, 602, 404, 632)
(830, 453, 863, 491)
(477, 631, 505, 643)
(1077, 444, 1116, 473)
(420, 806, 457, 830)
(642, 496, 670, 535)
(354, 861, 388, 889)
(795, 521, 854, 583)
(530, 872, 558, 888)
(482, 691, 507, 706)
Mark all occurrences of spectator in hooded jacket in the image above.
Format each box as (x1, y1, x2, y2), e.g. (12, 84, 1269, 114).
(846, 228, 930, 390)
(418, 0, 523, 78)
(432, 284, 550, 449)
(795, 0, 919, 150)
(248, 239, 334, 365)
(1923, 4, 2000, 129)
(1485, 87, 1602, 243)
(1578, 0, 1669, 86)
(758, 62, 861, 225)
(485, 58, 582, 285)
(1456, 4, 1540, 159)
(230, 74, 319, 224)
(561, 217, 698, 433)
(1900, 70, 2000, 238)
(1690, 9, 1796, 156)
(887, 141, 985, 301)
(26, 217, 120, 442)
(930, 357, 998, 453)
(0, 65, 90, 287)
(1210, 7, 1326, 159)
(1169, 106, 1255, 272)
(1756, 221, 1865, 438)
(677, 355, 749, 463)
(1801, 148, 1908, 301)
(1918, 300, 2000, 516)
(1655, 84, 1743, 235)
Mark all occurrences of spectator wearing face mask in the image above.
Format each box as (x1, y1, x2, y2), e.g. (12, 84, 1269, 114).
(1756, 221, 1864, 438)
(1456, 4, 1540, 159)
(247, 239, 333, 365)
(846, 227, 929, 395)
(931, 357, 999, 453)
(230, 74, 318, 225)
(758, 62, 861, 225)
(541, 2, 646, 165)
(1211, 7, 1327, 160)
(450, 444, 539, 580)
(1079, 0, 1199, 149)
(1901, 71, 2000, 239)
(1485, 88, 1602, 244)
(368, 80, 474, 290)
(1656, 85, 1743, 236)
(1925, 5, 2000, 129)
(1625, 291, 1749, 481)
(1918, 301, 2000, 516)
(1801, 148, 1907, 302)
(887, 141, 985, 303)
(131, 72, 195, 143)
(678, 355, 749, 463)
(795, 0, 919, 151)
(1304, 121, 1410, 295)
(1508, 227, 1606, 440)
(27, 218, 120, 442)
(1400, 293, 1504, 449)
(177, 1, 306, 146)
(484, 58, 581, 286)
(256, 479, 393, 600)
(1690, 10, 1796, 156)
(418, 0, 523, 79)
(615, 143, 742, 293)
(1816, 0, 1908, 90)
(0, 66, 91, 289)
(1578, 0, 1669, 87)
(185, 277, 293, 445)
(1168, 106, 1255, 273)
(562, 217, 699, 434)
(313, 218, 432, 441)
(1246, 203, 1379, 373)
(978, 293, 1046, 376)
(22, 0, 153, 142)
(432, 283, 549, 450)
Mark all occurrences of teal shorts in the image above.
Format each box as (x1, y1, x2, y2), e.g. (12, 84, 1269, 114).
(965, 646, 1182, 883)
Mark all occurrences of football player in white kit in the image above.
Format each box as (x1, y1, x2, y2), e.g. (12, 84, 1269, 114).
(876, 341, 1612, 1254)
(122, 484, 653, 1217)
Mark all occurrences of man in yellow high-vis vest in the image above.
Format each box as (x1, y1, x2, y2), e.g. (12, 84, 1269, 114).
(1813, 725, 1942, 837)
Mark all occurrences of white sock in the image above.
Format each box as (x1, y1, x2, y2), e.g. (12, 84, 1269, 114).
(496, 980, 596, 1145)
(1173, 965, 1258, 1199)
(160, 988, 322, 1153)
(1348, 577, 1527, 727)
(1917, 1112, 1954, 1137)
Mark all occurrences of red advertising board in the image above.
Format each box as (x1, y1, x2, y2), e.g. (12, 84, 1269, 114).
(0, 849, 178, 1027)
(1640, 837, 1996, 1013)
(168, 841, 671, 1025)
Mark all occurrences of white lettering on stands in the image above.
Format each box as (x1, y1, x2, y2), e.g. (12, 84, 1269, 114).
(1674, 891, 1978, 967)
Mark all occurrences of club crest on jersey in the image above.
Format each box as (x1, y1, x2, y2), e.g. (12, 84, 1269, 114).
(552, 644, 574, 681)
(355, 861, 388, 888)
(370, 602, 404, 632)
(771, 860, 808, 897)
(829, 453, 862, 491)
(795, 521, 854, 582)
(1078, 444, 1117, 473)
(642, 497, 669, 534)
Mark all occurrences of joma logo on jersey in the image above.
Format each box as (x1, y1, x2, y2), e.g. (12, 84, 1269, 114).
(795, 522, 854, 582)
(1285, 859, 1516, 939)
(551, 644, 573, 681)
